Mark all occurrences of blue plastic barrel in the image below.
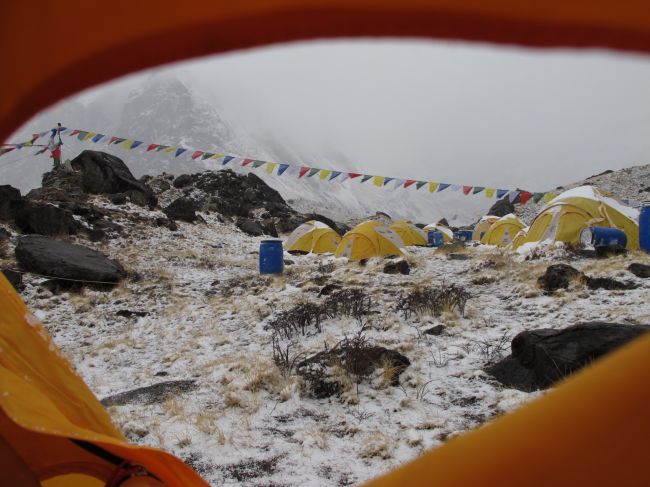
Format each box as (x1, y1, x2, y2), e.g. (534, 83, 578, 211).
(453, 230, 474, 242)
(640, 205, 650, 253)
(579, 226, 627, 248)
(428, 231, 444, 247)
(259, 239, 284, 274)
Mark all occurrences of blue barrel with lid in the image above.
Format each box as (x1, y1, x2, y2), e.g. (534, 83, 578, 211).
(259, 239, 284, 274)
(640, 205, 650, 253)
(428, 231, 444, 247)
(453, 230, 473, 242)
(579, 226, 627, 248)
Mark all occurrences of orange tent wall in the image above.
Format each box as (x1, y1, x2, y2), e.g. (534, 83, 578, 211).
(4, 1, 650, 142)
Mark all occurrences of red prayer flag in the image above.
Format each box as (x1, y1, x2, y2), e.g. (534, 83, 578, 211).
(108, 136, 119, 144)
(191, 151, 204, 160)
(299, 167, 310, 178)
(463, 185, 473, 195)
(519, 191, 533, 205)
(242, 158, 253, 166)
(403, 179, 415, 188)
(146, 143, 159, 152)
(347, 173, 362, 179)
(69, 130, 80, 137)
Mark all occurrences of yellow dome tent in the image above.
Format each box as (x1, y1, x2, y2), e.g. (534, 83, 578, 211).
(481, 214, 525, 246)
(335, 221, 404, 260)
(423, 223, 454, 243)
(473, 215, 500, 241)
(389, 220, 428, 246)
(285, 220, 341, 254)
(509, 226, 529, 251)
(523, 186, 639, 250)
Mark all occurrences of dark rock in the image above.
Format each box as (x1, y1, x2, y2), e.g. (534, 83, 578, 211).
(283, 259, 295, 266)
(116, 309, 150, 318)
(487, 197, 515, 217)
(629, 263, 650, 278)
(318, 283, 343, 297)
(85, 228, 107, 242)
(594, 245, 627, 258)
(0, 185, 22, 221)
(155, 217, 178, 231)
(30, 168, 87, 204)
(41, 279, 86, 294)
(173, 174, 193, 188)
(15, 235, 126, 283)
(584, 276, 638, 291)
(537, 264, 582, 294)
(109, 193, 127, 205)
(236, 218, 264, 236)
(486, 322, 650, 391)
(100, 380, 197, 406)
(0, 227, 11, 240)
(437, 218, 450, 227)
(2, 269, 23, 292)
(14, 202, 78, 236)
(163, 198, 198, 223)
(424, 324, 446, 335)
(383, 259, 410, 275)
(298, 345, 410, 398)
(70, 150, 157, 208)
(260, 218, 279, 238)
(448, 253, 470, 261)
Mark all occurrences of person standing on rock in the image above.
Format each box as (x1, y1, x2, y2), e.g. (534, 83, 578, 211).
(39, 123, 63, 168)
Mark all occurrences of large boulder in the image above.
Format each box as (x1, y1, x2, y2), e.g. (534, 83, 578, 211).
(236, 217, 264, 236)
(0, 185, 22, 221)
(15, 235, 126, 283)
(486, 322, 650, 391)
(163, 198, 198, 223)
(629, 263, 650, 278)
(70, 150, 157, 208)
(13, 202, 78, 236)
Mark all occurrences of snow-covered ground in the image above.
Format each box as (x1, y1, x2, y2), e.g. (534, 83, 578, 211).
(7, 200, 650, 486)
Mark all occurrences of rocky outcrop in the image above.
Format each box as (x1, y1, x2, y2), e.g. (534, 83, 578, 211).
(163, 198, 198, 223)
(70, 150, 157, 208)
(100, 380, 197, 406)
(15, 235, 126, 284)
(0, 185, 22, 221)
(383, 259, 410, 275)
(486, 322, 650, 391)
(14, 202, 78, 236)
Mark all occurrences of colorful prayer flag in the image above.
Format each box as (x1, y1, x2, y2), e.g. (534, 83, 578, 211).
(174, 148, 187, 157)
(437, 183, 450, 192)
(299, 167, 310, 178)
(329, 171, 342, 180)
(191, 151, 204, 160)
(278, 164, 290, 175)
(532, 192, 545, 203)
(222, 156, 234, 165)
(266, 162, 278, 174)
(319, 169, 331, 180)
(372, 176, 385, 187)
(472, 186, 485, 195)
(360, 175, 372, 183)
(485, 188, 496, 198)
(429, 182, 439, 193)
(403, 180, 415, 189)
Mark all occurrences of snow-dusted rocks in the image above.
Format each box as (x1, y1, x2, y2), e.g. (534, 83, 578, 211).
(487, 322, 650, 391)
(628, 263, 650, 278)
(383, 259, 411, 275)
(15, 235, 126, 285)
(101, 380, 197, 407)
(70, 150, 157, 208)
(537, 264, 582, 294)
(163, 197, 199, 223)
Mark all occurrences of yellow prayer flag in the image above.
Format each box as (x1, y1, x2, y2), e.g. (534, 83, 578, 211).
(373, 176, 385, 187)
(544, 193, 557, 203)
(266, 162, 278, 174)
(319, 169, 331, 180)
(210, 153, 224, 159)
(485, 188, 496, 198)
(163, 146, 176, 153)
(83, 132, 96, 141)
(429, 182, 439, 193)
(121, 138, 133, 148)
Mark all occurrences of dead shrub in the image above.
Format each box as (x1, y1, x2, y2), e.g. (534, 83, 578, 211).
(396, 284, 470, 320)
(322, 288, 371, 321)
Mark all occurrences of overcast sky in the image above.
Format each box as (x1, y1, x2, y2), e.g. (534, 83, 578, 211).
(70, 39, 650, 190)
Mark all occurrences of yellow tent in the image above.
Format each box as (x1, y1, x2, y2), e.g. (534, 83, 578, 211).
(481, 214, 525, 246)
(422, 223, 454, 243)
(285, 220, 341, 254)
(0, 274, 208, 487)
(389, 220, 427, 246)
(509, 226, 529, 251)
(523, 186, 639, 250)
(472, 215, 500, 241)
(335, 220, 404, 260)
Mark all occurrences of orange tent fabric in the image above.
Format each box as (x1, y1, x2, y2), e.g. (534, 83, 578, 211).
(4, 1, 650, 142)
(0, 274, 209, 486)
